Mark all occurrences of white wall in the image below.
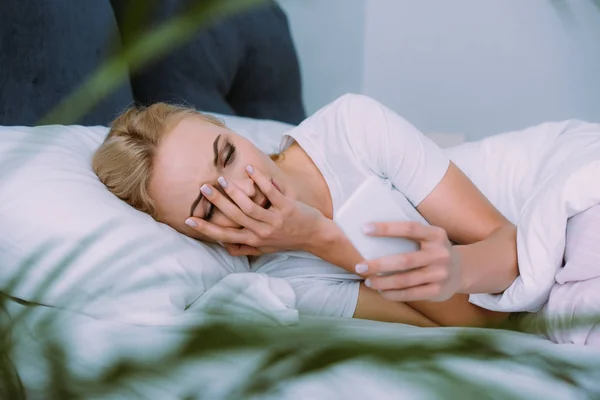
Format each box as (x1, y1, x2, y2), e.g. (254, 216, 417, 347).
(277, 0, 366, 115)
(362, 0, 600, 139)
(279, 0, 600, 139)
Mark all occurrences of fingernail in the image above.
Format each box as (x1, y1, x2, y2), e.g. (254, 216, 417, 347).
(217, 176, 228, 188)
(185, 218, 197, 227)
(201, 184, 212, 195)
(246, 165, 254, 174)
(365, 278, 372, 288)
(363, 224, 376, 234)
(355, 263, 369, 274)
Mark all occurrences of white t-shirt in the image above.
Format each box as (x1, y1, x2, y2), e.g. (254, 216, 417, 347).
(251, 94, 450, 318)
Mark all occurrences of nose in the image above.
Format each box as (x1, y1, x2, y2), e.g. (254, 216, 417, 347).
(229, 176, 256, 199)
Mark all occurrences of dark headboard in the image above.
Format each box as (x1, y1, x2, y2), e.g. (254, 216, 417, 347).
(0, 0, 306, 126)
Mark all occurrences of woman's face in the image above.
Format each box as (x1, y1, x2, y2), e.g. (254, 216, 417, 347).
(148, 115, 284, 242)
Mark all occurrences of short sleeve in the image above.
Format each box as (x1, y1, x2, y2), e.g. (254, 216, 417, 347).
(251, 253, 362, 318)
(300, 94, 450, 206)
(285, 277, 360, 318)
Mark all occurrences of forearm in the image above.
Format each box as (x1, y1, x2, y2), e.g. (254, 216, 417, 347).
(354, 284, 438, 327)
(305, 218, 514, 327)
(455, 223, 518, 294)
(407, 294, 510, 327)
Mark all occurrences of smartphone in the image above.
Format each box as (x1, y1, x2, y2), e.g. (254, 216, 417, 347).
(334, 176, 424, 260)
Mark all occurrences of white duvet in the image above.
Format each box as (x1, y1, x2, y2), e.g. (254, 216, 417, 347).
(443, 120, 600, 343)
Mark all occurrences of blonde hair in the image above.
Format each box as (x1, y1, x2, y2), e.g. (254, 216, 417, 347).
(92, 103, 225, 219)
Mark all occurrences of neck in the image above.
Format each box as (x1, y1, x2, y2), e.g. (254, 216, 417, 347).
(276, 141, 333, 219)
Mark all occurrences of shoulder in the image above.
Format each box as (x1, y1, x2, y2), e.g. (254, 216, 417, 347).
(295, 94, 387, 139)
(301, 93, 384, 124)
(318, 93, 384, 117)
(286, 94, 393, 164)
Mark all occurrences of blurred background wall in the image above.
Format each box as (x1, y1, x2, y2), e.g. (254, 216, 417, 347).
(278, 0, 600, 140)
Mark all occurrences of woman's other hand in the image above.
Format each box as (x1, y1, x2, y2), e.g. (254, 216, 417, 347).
(184, 165, 328, 256)
(355, 221, 461, 302)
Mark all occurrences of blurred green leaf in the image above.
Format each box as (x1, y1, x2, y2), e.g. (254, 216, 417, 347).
(38, 0, 266, 126)
(0, 304, 25, 400)
(549, 0, 600, 25)
(3, 1, 600, 399)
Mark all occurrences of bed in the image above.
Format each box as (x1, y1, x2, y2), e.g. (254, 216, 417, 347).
(2, 1, 599, 399)
(3, 113, 600, 399)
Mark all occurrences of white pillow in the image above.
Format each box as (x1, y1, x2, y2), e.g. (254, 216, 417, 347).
(0, 114, 294, 322)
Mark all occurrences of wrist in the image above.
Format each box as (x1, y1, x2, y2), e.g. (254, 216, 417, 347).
(453, 245, 472, 294)
(304, 217, 342, 254)
(303, 217, 364, 273)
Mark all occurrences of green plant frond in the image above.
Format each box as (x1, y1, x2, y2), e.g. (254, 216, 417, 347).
(3, 1, 600, 398)
(0, 351, 25, 400)
(1, 0, 267, 183)
(5, 223, 116, 331)
(114, 0, 162, 48)
(2, 238, 62, 300)
(15, 319, 595, 399)
(38, 0, 267, 126)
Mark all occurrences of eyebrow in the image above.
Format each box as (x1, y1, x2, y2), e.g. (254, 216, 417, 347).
(189, 134, 221, 217)
(213, 134, 221, 167)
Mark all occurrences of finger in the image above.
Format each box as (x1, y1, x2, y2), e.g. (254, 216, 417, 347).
(245, 165, 286, 207)
(365, 265, 449, 291)
(356, 250, 432, 275)
(364, 221, 447, 243)
(378, 283, 449, 302)
(216, 176, 273, 223)
(223, 243, 263, 257)
(200, 184, 260, 229)
(255, 246, 279, 255)
(185, 217, 249, 244)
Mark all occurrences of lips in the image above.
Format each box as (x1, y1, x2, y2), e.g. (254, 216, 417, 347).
(271, 179, 282, 193)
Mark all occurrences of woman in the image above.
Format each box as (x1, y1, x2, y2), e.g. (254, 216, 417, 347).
(93, 94, 517, 328)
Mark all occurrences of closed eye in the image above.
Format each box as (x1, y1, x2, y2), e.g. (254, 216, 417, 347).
(205, 202, 216, 221)
(203, 140, 235, 221)
(222, 141, 236, 167)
